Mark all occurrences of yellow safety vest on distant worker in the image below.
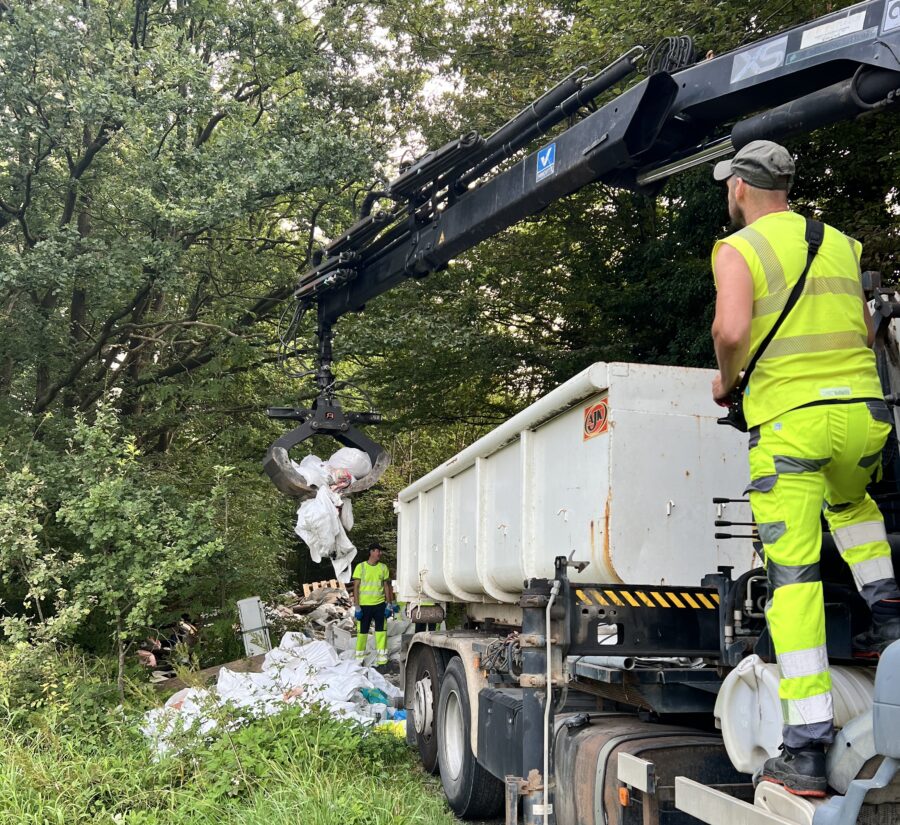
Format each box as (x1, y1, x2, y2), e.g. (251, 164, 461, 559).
(712, 211, 882, 428)
(353, 561, 389, 605)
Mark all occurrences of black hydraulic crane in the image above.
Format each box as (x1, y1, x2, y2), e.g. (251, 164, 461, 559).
(265, 0, 900, 496)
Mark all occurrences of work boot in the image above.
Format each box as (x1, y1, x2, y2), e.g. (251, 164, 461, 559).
(853, 616, 900, 658)
(756, 745, 827, 798)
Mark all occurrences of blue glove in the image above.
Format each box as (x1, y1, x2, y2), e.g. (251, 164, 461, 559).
(354, 606, 363, 621)
(384, 603, 393, 618)
(392, 603, 401, 616)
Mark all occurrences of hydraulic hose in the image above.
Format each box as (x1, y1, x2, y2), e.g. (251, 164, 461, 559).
(724, 567, 764, 647)
(544, 579, 560, 825)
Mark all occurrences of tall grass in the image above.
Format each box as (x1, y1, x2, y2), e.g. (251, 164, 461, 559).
(0, 650, 457, 825)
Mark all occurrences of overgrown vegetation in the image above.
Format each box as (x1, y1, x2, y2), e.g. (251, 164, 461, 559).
(0, 651, 455, 825)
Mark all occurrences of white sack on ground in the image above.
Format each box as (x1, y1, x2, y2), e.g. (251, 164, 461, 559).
(270, 635, 340, 670)
(143, 633, 401, 756)
(141, 688, 219, 757)
(294, 485, 356, 583)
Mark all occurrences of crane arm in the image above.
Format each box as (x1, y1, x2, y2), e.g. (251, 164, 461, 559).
(302, 0, 899, 325)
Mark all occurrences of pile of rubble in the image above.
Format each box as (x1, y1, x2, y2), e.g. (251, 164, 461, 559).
(271, 584, 353, 629)
(271, 583, 411, 668)
(143, 631, 408, 756)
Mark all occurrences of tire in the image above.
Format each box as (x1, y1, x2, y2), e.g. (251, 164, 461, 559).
(409, 645, 442, 774)
(436, 657, 504, 819)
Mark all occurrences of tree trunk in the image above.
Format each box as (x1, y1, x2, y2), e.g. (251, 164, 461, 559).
(116, 612, 126, 702)
(0, 354, 11, 396)
(70, 199, 91, 344)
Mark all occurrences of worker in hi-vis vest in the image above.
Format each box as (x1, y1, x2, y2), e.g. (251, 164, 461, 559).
(710, 140, 900, 797)
(352, 542, 394, 666)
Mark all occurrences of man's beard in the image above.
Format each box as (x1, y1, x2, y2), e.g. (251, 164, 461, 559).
(728, 201, 746, 230)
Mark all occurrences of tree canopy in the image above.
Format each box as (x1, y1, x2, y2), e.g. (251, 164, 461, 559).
(0, 0, 896, 661)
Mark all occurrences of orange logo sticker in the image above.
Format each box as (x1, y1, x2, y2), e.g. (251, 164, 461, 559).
(583, 399, 609, 440)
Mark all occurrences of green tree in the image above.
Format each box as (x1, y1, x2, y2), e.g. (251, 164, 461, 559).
(0, 0, 415, 417)
(0, 0, 422, 651)
(54, 406, 223, 697)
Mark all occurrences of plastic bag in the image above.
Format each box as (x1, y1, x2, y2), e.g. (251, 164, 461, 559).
(365, 667, 403, 700)
(359, 687, 390, 705)
(377, 720, 407, 738)
(290, 454, 330, 488)
(294, 486, 357, 581)
(340, 497, 354, 532)
(326, 447, 372, 481)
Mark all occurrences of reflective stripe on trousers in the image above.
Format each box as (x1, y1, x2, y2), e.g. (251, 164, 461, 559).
(355, 627, 388, 662)
(831, 520, 899, 601)
(746, 402, 898, 749)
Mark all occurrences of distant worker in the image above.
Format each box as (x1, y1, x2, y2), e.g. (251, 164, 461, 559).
(352, 541, 394, 667)
(710, 140, 900, 797)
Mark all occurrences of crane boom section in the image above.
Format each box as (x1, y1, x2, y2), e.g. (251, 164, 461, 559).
(304, 0, 899, 325)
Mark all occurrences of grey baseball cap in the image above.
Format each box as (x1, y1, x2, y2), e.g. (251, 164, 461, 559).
(713, 140, 795, 191)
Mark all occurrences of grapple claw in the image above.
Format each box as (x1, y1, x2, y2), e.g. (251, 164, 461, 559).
(263, 397, 390, 499)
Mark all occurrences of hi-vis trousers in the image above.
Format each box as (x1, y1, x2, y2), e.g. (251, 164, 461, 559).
(747, 401, 900, 750)
(355, 603, 388, 665)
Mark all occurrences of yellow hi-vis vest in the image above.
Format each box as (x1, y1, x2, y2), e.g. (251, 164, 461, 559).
(712, 211, 881, 428)
(352, 561, 389, 605)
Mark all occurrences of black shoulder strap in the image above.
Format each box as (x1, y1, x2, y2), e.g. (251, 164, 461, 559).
(737, 217, 825, 395)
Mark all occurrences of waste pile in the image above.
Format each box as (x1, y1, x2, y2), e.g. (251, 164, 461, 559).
(272, 584, 410, 668)
(142, 631, 407, 756)
(271, 585, 354, 630)
(137, 616, 200, 683)
(292, 447, 373, 583)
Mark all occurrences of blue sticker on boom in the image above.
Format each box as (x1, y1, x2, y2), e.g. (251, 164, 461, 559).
(536, 142, 556, 182)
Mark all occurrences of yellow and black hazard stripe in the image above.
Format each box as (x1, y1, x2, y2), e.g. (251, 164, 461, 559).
(574, 587, 720, 610)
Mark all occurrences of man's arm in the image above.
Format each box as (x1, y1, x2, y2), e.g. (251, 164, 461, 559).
(861, 287, 875, 348)
(352, 579, 360, 607)
(711, 243, 754, 402)
(384, 574, 394, 605)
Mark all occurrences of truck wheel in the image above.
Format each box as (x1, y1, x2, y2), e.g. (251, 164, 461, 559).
(411, 645, 442, 774)
(437, 657, 504, 819)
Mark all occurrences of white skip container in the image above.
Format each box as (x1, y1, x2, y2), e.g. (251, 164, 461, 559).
(396, 361, 757, 608)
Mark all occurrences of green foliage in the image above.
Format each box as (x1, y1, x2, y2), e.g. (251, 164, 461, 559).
(0, 407, 225, 693)
(0, 645, 123, 733)
(57, 407, 222, 636)
(0, 655, 457, 825)
(0, 0, 424, 666)
(0, 466, 77, 644)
